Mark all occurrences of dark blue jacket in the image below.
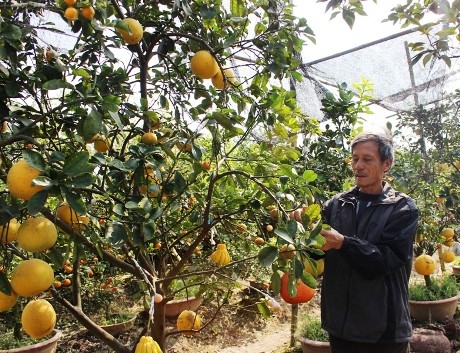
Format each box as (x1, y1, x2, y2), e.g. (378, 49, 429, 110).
(321, 183, 418, 343)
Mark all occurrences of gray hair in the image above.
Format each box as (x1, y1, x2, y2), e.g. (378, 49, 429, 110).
(351, 129, 395, 169)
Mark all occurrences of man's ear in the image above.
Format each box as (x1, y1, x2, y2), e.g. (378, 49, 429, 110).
(384, 159, 393, 173)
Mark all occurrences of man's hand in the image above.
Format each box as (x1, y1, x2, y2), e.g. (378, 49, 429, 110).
(289, 205, 308, 223)
(320, 227, 344, 251)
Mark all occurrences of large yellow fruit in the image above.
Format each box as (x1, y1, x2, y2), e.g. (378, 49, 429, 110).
(304, 258, 325, 277)
(441, 250, 456, 263)
(176, 310, 202, 336)
(7, 159, 44, 200)
(17, 217, 57, 252)
(414, 254, 437, 276)
(134, 336, 163, 353)
(441, 227, 455, 240)
(0, 285, 18, 312)
(141, 132, 158, 145)
(211, 68, 236, 89)
(117, 18, 143, 45)
(0, 218, 20, 245)
(56, 202, 89, 231)
(10, 259, 54, 297)
(93, 136, 109, 153)
(21, 299, 56, 338)
(190, 50, 219, 79)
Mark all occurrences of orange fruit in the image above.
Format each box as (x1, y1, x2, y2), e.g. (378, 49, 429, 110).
(64, 7, 79, 21)
(266, 224, 274, 232)
(93, 136, 109, 153)
(7, 159, 44, 200)
(141, 132, 158, 145)
(117, 18, 143, 45)
(16, 216, 58, 252)
(0, 284, 17, 312)
(62, 278, 72, 287)
(254, 237, 265, 246)
(211, 68, 236, 89)
(53, 281, 62, 289)
(280, 243, 296, 259)
(441, 227, 455, 240)
(56, 202, 89, 231)
(414, 254, 437, 276)
(177, 310, 202, 335)
(81, 6, 95, 19)
(10, 259, 54, 297)
(0, 218, 20, 245)
(190, 50, 219, 79)
(279, 273, 316, 304)
(441, 250, 456, 263)
(64, 0, 77, 5)
(21, 299, 56, 338)
(201, 161, 211, 170)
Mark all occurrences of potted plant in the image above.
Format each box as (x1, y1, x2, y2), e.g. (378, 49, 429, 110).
(295, 313, 330, 353)
(0, 329, 62, 353)
(409, 273, 460, 322)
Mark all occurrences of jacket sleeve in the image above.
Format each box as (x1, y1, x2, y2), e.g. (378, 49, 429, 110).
(339, 198, 418, 278)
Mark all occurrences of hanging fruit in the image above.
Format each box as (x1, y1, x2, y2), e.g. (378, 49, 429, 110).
(210, 243, 231, 266)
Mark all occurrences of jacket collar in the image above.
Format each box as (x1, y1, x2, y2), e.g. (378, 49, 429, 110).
(340, 182, 397, 205)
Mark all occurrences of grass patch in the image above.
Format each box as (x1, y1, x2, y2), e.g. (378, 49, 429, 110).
(296, 313, 329, 342)
(409, 275, 459, 301)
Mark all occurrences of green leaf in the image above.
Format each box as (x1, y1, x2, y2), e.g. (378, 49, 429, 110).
(63, 151, 93, 176)
(0, 272, 11, 295)
(64, 191, 86, 215)
(256, 301, 272, 319)
(301, 272, 318, 289)
(274, 228, 294, 243)
(83, 109, 103, 141)
(2, 24, 22, 40)
(73, 68, 91, 80)
(69, 173, 96, 188)
(27, 190, 49, 216)
(23, 150, 46, 171)
(302, 170, 318, 183)
(230, 0, 245, 16)
(43, 79, 75, 90)
(106, 222, 129, 248)
(270, 271, 281, 295)
(258, 246, 279, 267)
(174, 171, 187, 193)
(286, 220, 298, 237)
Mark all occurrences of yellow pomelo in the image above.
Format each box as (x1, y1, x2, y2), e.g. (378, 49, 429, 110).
(441, 250, 456, 263)
(93, 136, 109, 153)
(7, 159, 44, 200)
(304, 258, 325, 277)
(17, 217, 57, 252)
(441, 227, 455, 240)
(117, 18, 143, 45)
(0, 286, 17, 312)
(0, 218, 20, 245)
(211, 68, 236, 89)
(11, 259, 54, 297)
(56, 203, 89, 231)
(21, 299, 56, 338)
(190, 50, 219, 79)
(177, 310, 202, 336)
(413, 254, 437, 276)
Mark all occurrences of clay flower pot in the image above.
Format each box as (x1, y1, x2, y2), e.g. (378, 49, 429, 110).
(296, 336, 331, 353)
(165, 296, 203, 318)
(99, 314, 137, 335)
(0, 329, 62, 353)
(452, 265, 460, 276)
(409, 294, 460, 321)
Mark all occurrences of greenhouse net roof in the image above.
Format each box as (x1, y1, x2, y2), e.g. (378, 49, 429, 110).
(295, 27, 460, 121)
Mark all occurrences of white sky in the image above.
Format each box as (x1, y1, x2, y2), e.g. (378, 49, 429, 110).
(294, 1, 407, 62)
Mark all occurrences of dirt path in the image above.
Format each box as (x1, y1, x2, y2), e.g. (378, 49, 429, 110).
(217, 322, 291, 353)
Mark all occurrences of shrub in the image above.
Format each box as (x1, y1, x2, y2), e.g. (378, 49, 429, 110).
(409, 275, 459, 301)
(297, 313, 329, 342)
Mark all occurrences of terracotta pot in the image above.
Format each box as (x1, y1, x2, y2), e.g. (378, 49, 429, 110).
(0, 329, 62, 353)
(452, 265, 460, 276)
(165, 296, 203, 318)
(409, 294, 460, 321)
(100, 315, 137, 335)
(296, 336, 331, 353)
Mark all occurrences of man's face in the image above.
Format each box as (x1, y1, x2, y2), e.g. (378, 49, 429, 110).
(351, 141, 392, 194)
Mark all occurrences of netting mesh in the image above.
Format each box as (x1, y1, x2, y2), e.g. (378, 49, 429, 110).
(295, 27, 460, 120)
